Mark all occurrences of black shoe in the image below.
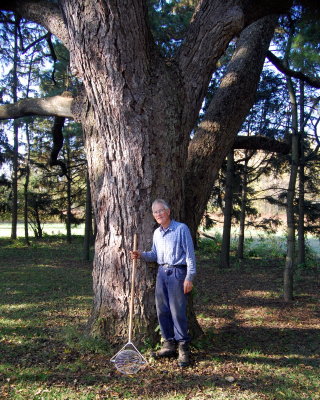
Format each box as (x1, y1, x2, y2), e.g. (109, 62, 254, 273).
(177, 342, 190, 367)
(153, 340, 177, 359)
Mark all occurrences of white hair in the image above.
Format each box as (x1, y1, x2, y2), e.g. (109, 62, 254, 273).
(152, 199, 170, 211)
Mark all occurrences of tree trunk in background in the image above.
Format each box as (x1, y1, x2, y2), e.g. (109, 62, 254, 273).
(23, 52, 35, 246)
(11, 125, 19, 239)
(284, 75, 299, 302)
(83, 170, 93, 261)
(237, 153, 248, 259)
(65, 137, 72, 244)
(35, 208, 43, 239)
(297, 80, 305, 266)
(24, 123, 31, 246)
(220, 151, 234, 268)
(11, 18, 19, 240)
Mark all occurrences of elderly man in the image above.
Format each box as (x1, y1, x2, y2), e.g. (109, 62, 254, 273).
(131, 199, 196, 367)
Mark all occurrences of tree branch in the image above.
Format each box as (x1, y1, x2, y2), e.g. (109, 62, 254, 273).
(241, 0, 292, 26)
(49, 116, 69, 179)
(266, 50, 320, 88)
(177, 0, 245, 125)
(0, 0, 69, 48)
(176, 0, 292, 127)
(0, 92, 74, 120)
(184, 16, 278, 235)
(233, 136, 290, 154)
(21, 32, 48, 54)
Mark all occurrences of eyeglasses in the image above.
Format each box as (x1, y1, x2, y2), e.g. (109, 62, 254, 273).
(152, 208, 167, 215)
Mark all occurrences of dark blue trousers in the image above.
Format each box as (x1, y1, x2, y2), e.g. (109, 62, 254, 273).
(155, 265, 190, 343)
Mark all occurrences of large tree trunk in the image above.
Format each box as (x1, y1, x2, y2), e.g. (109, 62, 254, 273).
(81, 73, 192, 341)
(61, 0, 226, 343)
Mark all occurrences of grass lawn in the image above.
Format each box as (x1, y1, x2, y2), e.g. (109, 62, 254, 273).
(0, 236, 319, 399)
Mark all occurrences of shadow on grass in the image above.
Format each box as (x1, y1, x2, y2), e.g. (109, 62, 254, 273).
(0, 264, 92, 305)
(197, 325, 320, 362)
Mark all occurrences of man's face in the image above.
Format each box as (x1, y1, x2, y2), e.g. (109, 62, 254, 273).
(152, 203, 171, 228)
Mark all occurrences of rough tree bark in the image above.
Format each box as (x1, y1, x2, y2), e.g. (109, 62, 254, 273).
(0, 0, 294, 343)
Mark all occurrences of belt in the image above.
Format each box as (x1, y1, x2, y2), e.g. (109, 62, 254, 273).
(159, 264, 187, 268)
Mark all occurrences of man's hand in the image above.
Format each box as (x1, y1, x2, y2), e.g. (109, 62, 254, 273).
(183, 280, 193, 294)
(130, 250, 141, 260)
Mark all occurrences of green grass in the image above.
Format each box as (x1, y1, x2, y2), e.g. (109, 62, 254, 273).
(0, 235, 319, 400)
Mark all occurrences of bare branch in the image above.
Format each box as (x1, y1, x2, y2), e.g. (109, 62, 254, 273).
(267, 51, 320, 88)
(21, 32, 48, 54)
(184, 16, 278, 233)
(177, 0, 292, 125)
(177, 1, 245, 102)
(234, 135, 290, 154)
(49, 116, 69, 179)
(0, 92, 74, 120)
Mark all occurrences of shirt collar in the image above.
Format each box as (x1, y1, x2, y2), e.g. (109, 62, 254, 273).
(159, 219, 176, 233)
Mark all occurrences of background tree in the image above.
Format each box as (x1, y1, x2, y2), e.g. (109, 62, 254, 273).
(234, 68, 289, 259)
(0, 14, 86, 243)
(266, 8, 320, 300)
(219, 151, 234, 268)
(0, 12, 51, 238)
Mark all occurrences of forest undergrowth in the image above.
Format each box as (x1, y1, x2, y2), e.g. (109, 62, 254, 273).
(0, 236, 319, 400)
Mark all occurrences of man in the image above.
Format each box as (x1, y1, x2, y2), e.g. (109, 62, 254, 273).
(131, 199, 196, 367)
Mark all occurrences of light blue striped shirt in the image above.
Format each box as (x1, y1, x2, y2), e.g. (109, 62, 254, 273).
(141, 220, 196, 281)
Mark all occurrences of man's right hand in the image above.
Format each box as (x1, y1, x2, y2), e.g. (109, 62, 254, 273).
(130, 250, 141, 259)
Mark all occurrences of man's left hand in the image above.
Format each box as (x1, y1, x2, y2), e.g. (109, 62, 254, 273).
(183, 280, 193, 294)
